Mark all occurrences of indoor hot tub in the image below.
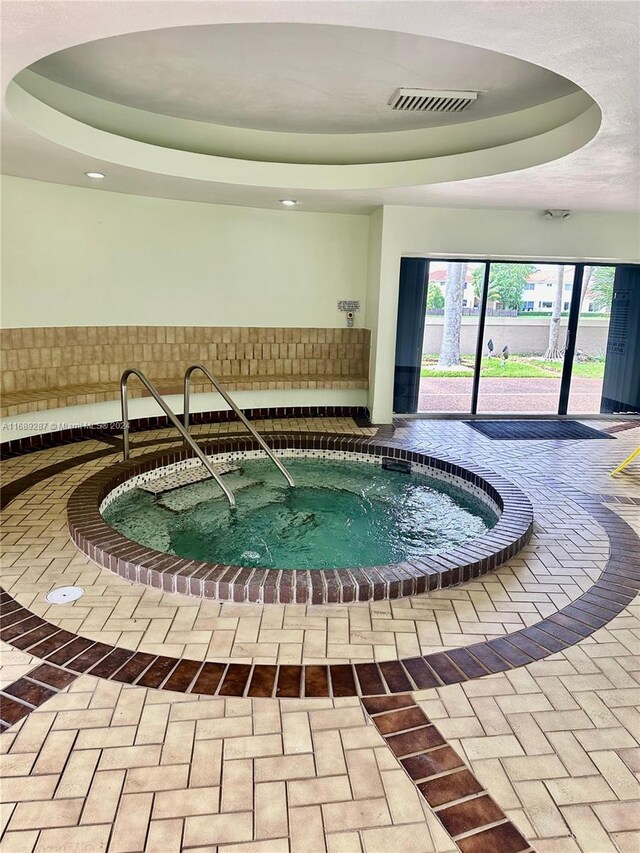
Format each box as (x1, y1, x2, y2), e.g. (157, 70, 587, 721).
(68, 434, 534, 603)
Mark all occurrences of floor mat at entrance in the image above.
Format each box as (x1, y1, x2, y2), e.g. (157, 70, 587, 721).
(464, 420, 616, 440)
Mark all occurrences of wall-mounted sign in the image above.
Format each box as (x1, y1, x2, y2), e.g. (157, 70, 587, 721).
(337, 300, 361, 312)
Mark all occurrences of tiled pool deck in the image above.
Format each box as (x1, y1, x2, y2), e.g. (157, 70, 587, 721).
(1, 416, 639, 852)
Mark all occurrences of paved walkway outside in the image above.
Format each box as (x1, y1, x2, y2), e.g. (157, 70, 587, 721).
(419, 377, 603, 414)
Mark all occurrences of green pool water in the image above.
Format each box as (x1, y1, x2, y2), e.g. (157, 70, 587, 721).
(102, 458, 498, 570)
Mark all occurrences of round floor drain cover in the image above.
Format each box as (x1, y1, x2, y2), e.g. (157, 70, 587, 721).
(45, 586, 84, 604)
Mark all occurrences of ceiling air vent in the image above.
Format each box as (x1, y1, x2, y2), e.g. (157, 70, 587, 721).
(388, 88, 479, 113)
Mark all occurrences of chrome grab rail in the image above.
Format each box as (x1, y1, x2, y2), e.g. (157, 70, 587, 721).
(183, 363, 295, 488)
(120, 368, 236, 508)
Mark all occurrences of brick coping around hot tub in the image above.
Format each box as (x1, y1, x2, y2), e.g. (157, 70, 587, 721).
(67, 433, 534, 604)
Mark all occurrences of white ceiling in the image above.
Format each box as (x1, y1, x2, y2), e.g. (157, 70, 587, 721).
(1, 1, 639, 215)
(28, 23, 577, 133)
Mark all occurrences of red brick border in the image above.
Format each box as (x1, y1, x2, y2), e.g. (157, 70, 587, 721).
(0, 663, 78, 731)
(364, 695, 532, 852)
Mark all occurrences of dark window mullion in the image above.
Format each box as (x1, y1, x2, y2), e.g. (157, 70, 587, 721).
(470, 263, 491, 414)
(558, 263, 584, 415)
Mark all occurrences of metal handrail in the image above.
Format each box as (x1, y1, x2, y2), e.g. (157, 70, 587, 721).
(120, 368, 236, 508)
(183, 363, 295, 488)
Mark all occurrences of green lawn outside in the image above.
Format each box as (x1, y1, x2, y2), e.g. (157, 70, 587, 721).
(421, 355, 606, 379)
(524, 358, 606, 378)
(566, 361, 606, 378)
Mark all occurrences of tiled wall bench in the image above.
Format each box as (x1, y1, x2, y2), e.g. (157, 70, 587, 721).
(0, 325, 370, 417)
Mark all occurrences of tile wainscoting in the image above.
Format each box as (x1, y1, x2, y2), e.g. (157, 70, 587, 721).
(0, 325, 370, 417)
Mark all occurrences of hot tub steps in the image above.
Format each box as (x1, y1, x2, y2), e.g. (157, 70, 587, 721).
(157, 476, 264, 512)
(140, 463, 242, 495)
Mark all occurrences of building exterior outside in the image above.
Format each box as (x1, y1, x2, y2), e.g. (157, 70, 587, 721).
(427, 264, 609, 314)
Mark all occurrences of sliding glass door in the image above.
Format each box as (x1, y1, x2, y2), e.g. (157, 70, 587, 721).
(476, 263, 576, 414)
(394, 258, 634, 416)
(567, 266, 615, 413)
(419, 261, 487, 413)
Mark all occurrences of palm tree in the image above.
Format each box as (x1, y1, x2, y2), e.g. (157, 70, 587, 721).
(588, 267, 615, 311)
(578, 266, 594, 313)
(545, 265, 565, 359)
(438, 263, 467, 367)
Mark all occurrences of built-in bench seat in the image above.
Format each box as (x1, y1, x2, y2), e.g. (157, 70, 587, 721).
(1, 374, 369, 418)
(0, 325, 370, 419)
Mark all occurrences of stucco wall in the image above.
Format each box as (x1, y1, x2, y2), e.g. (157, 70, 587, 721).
(0, 176, 369, 329)
(424, 316, 609, 357)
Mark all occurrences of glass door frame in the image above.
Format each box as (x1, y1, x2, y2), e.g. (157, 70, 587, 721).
(557, 264, 584, 415)
(412, 257, 626, 417)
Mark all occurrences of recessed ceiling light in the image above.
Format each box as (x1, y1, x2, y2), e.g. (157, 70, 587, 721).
(84, 171, 105, 179)
(279, 199, 298, 207)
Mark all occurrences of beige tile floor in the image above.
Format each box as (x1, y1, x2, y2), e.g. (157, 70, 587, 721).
(1, 424, 611, 666)
(0, 585, 638, 852)
(1, 417, 639, 852)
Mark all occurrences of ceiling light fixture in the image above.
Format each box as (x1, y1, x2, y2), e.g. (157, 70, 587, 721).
(279, 199, 299, 207)
(84, 171, 105, 179)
